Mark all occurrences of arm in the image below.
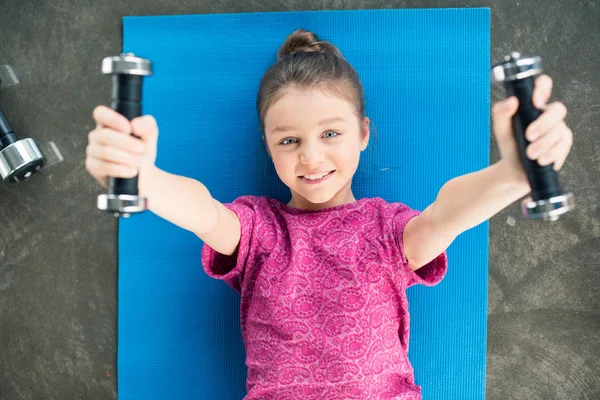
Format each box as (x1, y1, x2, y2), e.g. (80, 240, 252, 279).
(403, 160, 530, 271)
(403, 75, 573, 272)
(143, 166, 242, 256)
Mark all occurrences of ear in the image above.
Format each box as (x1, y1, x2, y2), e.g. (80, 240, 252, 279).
(360, 117, 370, 151)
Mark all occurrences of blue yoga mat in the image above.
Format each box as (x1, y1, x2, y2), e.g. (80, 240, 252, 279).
(119, 8, 490, 399)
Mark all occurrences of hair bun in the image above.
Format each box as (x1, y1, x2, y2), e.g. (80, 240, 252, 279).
(277, 29, 344, 60)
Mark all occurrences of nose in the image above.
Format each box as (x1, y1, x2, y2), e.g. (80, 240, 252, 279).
(299, 141, 325, 165)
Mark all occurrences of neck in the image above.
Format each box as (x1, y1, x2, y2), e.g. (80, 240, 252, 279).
(287, 186, 356, 210)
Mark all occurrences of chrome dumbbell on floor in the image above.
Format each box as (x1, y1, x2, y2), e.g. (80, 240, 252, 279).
(0, 65, 47, 183)
(0, 107, 46, 183)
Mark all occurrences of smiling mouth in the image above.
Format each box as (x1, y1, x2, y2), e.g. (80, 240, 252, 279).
(299, 170, 334, 177)
(299, 170, 335, 183)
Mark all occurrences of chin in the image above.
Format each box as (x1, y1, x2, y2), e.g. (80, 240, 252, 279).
(302, 191, 338, 206)
(307, 196, 333, 205)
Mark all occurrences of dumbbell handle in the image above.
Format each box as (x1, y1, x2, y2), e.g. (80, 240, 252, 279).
(0, 107, 17, 149)
(97, 53, 150, 216)
(107, 74, 144, 196)
(0, 107, 14, 135)
(507, 76, 562, 202)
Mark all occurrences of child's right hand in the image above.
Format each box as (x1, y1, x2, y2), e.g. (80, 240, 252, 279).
(85, 105, 159, 195)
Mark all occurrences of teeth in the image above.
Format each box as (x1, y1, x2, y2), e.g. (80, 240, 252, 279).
(304, 172, 329, 180)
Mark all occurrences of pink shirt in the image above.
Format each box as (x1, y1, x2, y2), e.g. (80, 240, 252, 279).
(201, 196, 448, 399)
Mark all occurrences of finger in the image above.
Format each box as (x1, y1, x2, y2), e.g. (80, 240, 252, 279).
(491, 96, 519, 137)
(525, 101, 568, 141)
(533, 74, 553, 109)
(84, 158, 109, 188)
(131, 115, 159, 140)
(86, 142, 144, 169)
(536, 131, 572, 170)
(526, 122, 566, 160)
(89, 128, 146, 155)
(550, 127, 573, 171)
(85, 157, 138, 179)
(93, 105, 131, 134)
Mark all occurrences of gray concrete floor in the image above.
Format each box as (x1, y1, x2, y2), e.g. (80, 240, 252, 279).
(1, 1, 598, 399)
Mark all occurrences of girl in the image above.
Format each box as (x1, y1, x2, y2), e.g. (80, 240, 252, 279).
(85, 29, 573, 399)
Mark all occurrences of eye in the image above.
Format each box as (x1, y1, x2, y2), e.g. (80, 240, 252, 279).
(279, 131, 341, 146)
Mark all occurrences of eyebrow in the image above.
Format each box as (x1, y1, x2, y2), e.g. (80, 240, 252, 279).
(269, 117, 347, 136)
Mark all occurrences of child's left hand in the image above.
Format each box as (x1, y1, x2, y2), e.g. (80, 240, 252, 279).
(491, 74, 573, 183)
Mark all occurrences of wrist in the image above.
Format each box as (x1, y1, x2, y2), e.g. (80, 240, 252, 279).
(496, 160, 531, 196)
(139, 165, 160, 198)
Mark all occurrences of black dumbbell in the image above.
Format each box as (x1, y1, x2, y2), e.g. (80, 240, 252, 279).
(97, 53, 152, 218)
(0, 107, 46, 183)
(491, 52, 574, 221)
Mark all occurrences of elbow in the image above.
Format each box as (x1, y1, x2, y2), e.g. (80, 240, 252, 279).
(404, 209, 454, 272)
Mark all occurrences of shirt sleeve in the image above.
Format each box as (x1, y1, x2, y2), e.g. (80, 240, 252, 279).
(390, 202, 448, 288)
(200, 196, 258, 293)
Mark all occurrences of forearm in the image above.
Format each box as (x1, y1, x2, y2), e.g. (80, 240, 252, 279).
(142, 167, 219, 235)
(431, 160, 531, 237)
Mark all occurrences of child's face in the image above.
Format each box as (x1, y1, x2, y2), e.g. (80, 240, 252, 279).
(263, 87, 369, 210)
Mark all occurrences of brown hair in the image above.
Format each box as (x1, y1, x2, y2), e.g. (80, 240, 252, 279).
(256, 29, 367, 134)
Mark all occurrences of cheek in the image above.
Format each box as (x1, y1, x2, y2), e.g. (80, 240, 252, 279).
(340, 148, 357, 161)
(272, 155, 295, 177)
(336, 145, 361, 168)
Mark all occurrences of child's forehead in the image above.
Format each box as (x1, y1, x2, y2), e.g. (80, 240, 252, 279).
(267, 88, 356, 121)
(266, 108, 355, 137)
(280, 86, 349, 104)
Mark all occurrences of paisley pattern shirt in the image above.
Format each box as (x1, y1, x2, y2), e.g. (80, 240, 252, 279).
(201, 196, 448, 399)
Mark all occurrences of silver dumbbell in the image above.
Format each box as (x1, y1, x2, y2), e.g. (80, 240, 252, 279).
(0, 66, 46, 183)
(491, 53, 574, 221)
(96, 53, 152, 217)
(0, 106, 46, 183)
